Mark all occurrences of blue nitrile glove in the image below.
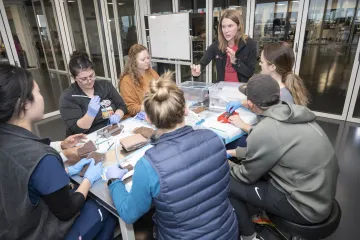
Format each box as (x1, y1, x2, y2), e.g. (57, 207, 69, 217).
(226, 101, 242, 114)
(109, 114, 121, 124)
(87, 96, 101, 117)
(227, 153, 232, 159)
(106, 164, 128, 180)
(67, 158, 92, 176)
(135, 111, 146, 120)
(84, 159, 103, 185)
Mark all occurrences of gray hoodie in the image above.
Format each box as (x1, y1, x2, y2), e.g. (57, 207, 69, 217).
(230, 102, 339, 223)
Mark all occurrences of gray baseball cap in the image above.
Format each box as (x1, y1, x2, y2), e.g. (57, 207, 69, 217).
(238, 74, 280, 107)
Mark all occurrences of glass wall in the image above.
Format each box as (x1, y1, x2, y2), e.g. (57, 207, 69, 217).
(253, 0, 300, 72)
(0, 34, 10, 65)
(179, 0, 207, 82)
(43, 0, 66, 71)
(298, 0, 360, 115)
(151, 0, 173, 13)
(33, 0, 55, 69)
(107, 0, 138, 77)
(83, 0, 109, 77)
(17, 0, 360, 121)
(64, 0, 87, 53)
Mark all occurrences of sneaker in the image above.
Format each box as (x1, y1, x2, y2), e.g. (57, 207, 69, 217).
(252, 211, 275, 227)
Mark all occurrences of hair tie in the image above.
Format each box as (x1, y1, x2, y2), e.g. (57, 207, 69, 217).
(285, 71, 293, 77)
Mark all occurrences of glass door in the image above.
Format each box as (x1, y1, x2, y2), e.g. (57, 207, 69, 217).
(63, 0, 111, 79)
(31, 0, 67, 72)
(179, 0, 208, 82)
(106, 0, 139, 86)
(251, 0, 304, 73)
(294, 0, 360, 119)
(43, 0, 67, 71)
(0, 0, 19, 66)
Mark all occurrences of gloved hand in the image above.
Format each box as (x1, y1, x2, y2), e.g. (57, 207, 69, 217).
(135, 111, 146, 120)
(67, 158, 92, 176)
(226, 101, 242, 114)
(226, 153, 232, 159)
(109, 114, 121, 124)
(106, 165, 128, 180)
(84, 159, 103, 185)
(87, 96, 101, 117)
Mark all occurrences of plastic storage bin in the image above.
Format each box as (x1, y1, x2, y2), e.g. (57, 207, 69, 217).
(209, 82, 247, 111)
(179, 81, 214, 103)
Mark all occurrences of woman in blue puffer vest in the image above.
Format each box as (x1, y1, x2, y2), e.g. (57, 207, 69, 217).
(106, 71, 238, 240)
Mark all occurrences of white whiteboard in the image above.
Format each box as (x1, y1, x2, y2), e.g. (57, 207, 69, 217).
(148, 12, 190, 61)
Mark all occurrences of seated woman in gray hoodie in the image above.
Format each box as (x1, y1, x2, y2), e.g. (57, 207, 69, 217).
(227, 74, 339, 240)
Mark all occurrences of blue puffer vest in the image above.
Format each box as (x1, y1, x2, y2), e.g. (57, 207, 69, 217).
(145, 126, 238, 240)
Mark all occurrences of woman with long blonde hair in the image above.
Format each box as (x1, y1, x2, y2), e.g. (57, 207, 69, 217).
(119, 44, 159, 117)
(191, 9, 257, 83)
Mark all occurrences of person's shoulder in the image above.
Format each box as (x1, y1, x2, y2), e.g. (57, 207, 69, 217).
(60, 83, 77, 101)
(33, 154, 64, 177)
(120, 74, 134, 88)
(209, 40, 220, 48)
(194, 128, 222, 142)
(149, 69, 159, 78)
(280, 88, 294, 103)
(242, 36, 256, 46)
(96, 79, 112, 86)
(96, 79, 117, 90)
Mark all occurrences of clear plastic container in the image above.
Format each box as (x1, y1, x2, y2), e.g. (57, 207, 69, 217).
(209, 82, 247, 111)
(179, 81, 214, 103)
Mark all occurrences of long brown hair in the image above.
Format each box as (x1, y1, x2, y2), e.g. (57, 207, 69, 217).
(218, 9, 247, 53)
(119, 44, 151, 88)
(143, 71, 185, 129)
(263, 42, 309, 106)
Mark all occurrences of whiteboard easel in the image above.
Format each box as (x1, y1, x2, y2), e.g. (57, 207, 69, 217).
(147, 12, 193, 66)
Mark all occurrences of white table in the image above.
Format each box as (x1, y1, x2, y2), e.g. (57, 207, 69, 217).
(69, 108, 257, 240)
(70, 117, 152, 240)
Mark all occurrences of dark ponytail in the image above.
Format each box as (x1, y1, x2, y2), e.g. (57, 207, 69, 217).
(0, 64, 34, 123)
(68, 51, 93, 78)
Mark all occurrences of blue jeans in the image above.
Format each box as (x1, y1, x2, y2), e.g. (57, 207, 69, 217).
(66, 198, 117, 240)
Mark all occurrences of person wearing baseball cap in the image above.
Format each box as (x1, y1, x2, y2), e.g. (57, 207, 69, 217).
(225, 74, 281, 150)
(227, 75, 339, 240)
(225, 42, 309, 150)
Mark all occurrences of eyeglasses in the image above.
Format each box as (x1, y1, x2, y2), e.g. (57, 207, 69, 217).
(76, 71, 96, 83)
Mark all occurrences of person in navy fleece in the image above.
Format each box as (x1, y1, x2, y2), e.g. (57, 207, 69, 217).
(106, 71, 238, 240)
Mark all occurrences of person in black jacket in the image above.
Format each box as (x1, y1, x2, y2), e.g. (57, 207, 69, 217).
(0, 64, 116, 239)
(60, 51, 127, 136)
(191, 9, 257, 83)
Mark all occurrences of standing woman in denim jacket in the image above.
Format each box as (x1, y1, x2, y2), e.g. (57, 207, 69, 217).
(191, 9, 257, 83)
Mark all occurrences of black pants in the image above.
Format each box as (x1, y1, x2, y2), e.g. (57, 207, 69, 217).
(229, 176, 312, 236)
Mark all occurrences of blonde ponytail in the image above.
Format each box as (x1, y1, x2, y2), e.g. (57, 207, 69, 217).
(144, 71, 186, 129)
(283, 73, 309, 106)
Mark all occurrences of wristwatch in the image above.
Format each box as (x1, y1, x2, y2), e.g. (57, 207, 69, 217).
(107, 178, 119, 186)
